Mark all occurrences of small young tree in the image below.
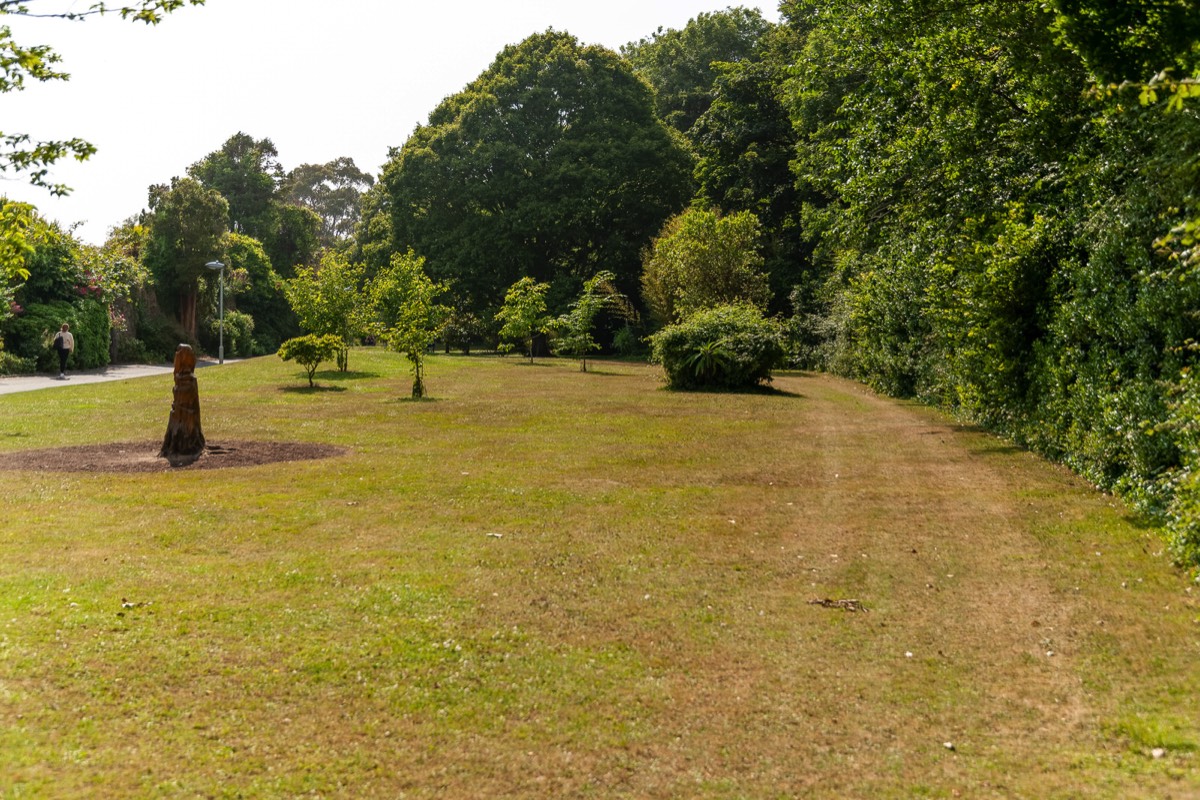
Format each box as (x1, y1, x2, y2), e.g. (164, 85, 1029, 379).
(284, 250, 368, 371)
(551, 270, 636, 371)
(277, 333, 342, 388)
(494, 276, 551, 363)
(368, 250, 450, 399)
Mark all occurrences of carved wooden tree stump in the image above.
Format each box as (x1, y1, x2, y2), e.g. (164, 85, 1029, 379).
(159, 344, 205, 465)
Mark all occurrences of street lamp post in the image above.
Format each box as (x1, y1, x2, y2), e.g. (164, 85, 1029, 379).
(205, 260, 225, 364)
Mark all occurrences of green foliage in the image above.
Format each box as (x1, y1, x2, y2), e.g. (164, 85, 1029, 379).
(285, 250, 368, 371)
(768, 0, 1200, 571)
(368, 250, 450, 398)
(612, 323, 646, 358)
(378, 30, 692, 315)
(208, 309, 255, 358)
(0, 212, 125, 369)
(11, 215, 86, 307)
(1049, 0, 1200, 83)
(551, 270, 635, 371)
(5, 298, 109, 371)
(218, 231, 291, 353)
(81, 225, 151, 304)
(0, 199, 34, 283)
(280, 157, 374, 246)
(129, 306, 186, 363)
(1161, 366, 1200, 572)
(188, 132, 280, 242)
(188, 133, 321, 279)
(277, 333, 342, 388)
(0, 348, 33, 374)
(690, 32, 812, 309)
(142, 176, 228, 340)
(622, 7, 772, 136)
(494, 277, 551, 363)
(641, 208, 771, 325)
(649, 303, 783, 390)
(266, 202, 321, 278)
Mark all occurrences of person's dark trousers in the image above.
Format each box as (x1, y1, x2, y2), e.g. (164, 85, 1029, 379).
(57, 347, 68, 376)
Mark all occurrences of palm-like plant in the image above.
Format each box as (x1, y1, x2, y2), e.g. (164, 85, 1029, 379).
(685, 339, 733, 383)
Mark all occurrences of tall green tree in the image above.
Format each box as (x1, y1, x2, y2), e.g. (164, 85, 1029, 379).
(188, 132, 280, 240)
(377, 30, 692, 314)
(268, 202, 321, 278)
(781, 0, 1088, 392)
(690, 25, 810, 309)
(622, 7, 772, 137)
(188, 131, 320, 278)
(641, 208, 770, 325)
(142, 176, 228, 340)
(281, 157, 374, 246)
(218, 230, 293, 353)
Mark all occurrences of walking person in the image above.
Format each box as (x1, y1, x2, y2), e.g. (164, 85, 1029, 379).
(52, 323, 74, 379)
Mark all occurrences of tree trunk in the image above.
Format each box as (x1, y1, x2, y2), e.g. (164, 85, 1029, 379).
(178, 288, 198, 342)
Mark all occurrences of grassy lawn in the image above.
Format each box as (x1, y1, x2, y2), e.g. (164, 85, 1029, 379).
(1, 349, 1198, 798)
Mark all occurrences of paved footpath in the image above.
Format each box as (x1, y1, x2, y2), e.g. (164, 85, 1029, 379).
(0, 360, 225, 396)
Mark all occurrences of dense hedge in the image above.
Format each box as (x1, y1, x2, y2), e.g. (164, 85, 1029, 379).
(3, 300, 110, 372)
(772, 0, 1200, 571)
(649, 304, 783, 390)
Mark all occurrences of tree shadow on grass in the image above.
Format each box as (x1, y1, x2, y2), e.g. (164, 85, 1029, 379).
(948, 424, 1025, 457)
(314, 370, 381, 382)
(279, 385, 348, 394)
(1122, 511, 1161, 531)
(663, 384, 805, 399)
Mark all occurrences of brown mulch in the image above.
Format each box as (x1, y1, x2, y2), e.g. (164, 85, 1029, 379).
(0, 440, 347, 473)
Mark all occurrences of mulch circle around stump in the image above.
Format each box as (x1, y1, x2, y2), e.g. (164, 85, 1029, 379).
(0, 440, 347, 473)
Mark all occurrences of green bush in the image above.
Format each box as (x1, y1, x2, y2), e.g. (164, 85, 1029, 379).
(3, 299, 110, 372)
(278, 333, 342, 387)
(113, 337, 156, 365)
(0, 350, 34, 375)
(206, 310, 257, 358)
(649, 304, 784, 390)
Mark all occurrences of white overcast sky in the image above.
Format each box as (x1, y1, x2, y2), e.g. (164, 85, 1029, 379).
(3, 0, 780, 245)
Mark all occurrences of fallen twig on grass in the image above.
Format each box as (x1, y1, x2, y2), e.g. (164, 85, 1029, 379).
(808, 598, 869, 613)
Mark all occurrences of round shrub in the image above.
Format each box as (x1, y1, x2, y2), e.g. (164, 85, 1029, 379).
(649, 303, 784, 390)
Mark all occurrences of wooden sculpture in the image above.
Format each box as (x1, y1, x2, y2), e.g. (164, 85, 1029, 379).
(159, 344, 205, 465)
